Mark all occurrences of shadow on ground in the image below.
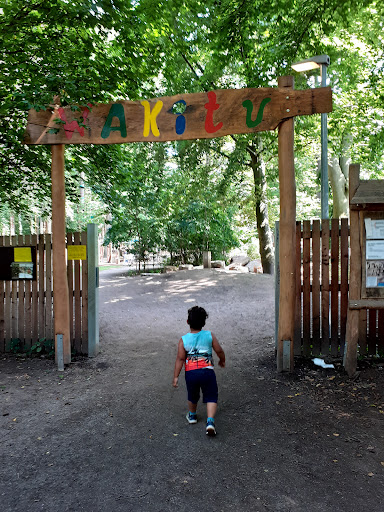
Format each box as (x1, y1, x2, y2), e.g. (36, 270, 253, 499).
(1, 269, 384, 511)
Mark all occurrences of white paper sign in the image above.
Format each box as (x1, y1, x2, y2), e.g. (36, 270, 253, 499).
(366, 240, 384, 260)
(365, 218, 384, 239)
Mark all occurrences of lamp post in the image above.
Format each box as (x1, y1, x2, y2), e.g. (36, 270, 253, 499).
(292, 55, 330, 219)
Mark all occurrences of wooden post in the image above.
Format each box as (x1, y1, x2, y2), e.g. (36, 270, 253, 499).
(87, 223, 99, 357)
(51, 144, 71, 365)
(344, 164, 361, 376)
(277, 76, 296, 372)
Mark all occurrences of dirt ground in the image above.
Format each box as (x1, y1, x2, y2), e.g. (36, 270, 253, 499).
(1, 267, 384, 512)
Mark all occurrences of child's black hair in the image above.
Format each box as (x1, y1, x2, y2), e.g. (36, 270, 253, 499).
(187, 306, 208, 330)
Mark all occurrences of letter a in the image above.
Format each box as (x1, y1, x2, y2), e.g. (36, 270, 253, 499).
(101, 104, 127, 139)
(141, 100, 163, 137)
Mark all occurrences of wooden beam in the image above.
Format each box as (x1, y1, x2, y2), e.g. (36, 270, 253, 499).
(344, 164, 361, 377)
(51, 144, 71, 365)
(24, 86, 332, 145)
(277, 76, 296, 373)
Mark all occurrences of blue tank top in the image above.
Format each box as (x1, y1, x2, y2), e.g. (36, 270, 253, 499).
(182, 330, 214, 371)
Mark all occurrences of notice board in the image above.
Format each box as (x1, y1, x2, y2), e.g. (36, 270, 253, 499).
(0, 246, 37, 281)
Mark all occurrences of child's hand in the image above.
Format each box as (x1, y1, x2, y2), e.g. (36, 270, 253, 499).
(172, 377, 179, 387)
(218, 360, 225, 368)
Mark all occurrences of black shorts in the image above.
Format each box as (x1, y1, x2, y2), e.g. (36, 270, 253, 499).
(185, 369, 218, 404)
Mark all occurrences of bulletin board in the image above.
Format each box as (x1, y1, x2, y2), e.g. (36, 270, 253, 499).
(0, 246, 37, 281)
(362, 212, 384, 299)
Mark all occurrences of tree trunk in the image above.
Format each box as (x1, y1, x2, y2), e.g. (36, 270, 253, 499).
(328, 133, 351, 219)
(248, 138, 275, 274)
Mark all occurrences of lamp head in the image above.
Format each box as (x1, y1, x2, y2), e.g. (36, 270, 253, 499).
(291, 55, 330, 72)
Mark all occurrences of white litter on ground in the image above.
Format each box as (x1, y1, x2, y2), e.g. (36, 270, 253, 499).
(312, 358, 335, 369)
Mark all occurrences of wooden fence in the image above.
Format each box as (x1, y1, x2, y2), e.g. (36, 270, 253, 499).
(0, 232, 88, 355)
(291, 219, 384, 358)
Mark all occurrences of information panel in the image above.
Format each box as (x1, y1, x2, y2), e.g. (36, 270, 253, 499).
(0, 247, 37, 281)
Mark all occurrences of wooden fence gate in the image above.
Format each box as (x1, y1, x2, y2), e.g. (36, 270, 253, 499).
(276, 218, 384, 358)
(0, 231, 90, 355)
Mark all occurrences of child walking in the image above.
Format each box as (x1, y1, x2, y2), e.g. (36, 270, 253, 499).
(173, 306, 225, 436)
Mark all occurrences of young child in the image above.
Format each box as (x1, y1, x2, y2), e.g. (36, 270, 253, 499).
(173, 306, 225, 436)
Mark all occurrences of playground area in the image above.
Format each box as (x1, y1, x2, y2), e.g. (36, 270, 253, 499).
(1, 267, 384, 511)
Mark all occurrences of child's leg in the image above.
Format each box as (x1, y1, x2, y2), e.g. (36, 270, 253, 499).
(188, 401, 197, 413)
(206, 402, 217, 418)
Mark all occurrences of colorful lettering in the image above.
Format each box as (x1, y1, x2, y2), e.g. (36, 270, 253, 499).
(101, 104, 127, 139)
(141, 100, 163, 137)
(58, 106, 91, 140)
(173, 100, 187, 135)
(242, 98, 271, 128)
(204, 92, 223, 134)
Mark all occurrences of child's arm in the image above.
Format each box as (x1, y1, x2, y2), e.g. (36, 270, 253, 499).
(173, 338, 187, 387)
(212, 333, 225, 367)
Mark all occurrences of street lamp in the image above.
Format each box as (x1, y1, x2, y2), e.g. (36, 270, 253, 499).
(292, 55, 331, 219)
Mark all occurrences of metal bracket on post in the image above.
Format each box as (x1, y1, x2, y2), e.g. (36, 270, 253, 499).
(57, 334, 65, 371)
(283, 340, 291, 372)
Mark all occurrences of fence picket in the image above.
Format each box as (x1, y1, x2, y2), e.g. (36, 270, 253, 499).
(11, 235, 18, 345)
(0, 236, 4, 351)
(294, 222, 302, 355)
(81, 231, 89, 355)
(302, 221, 311, 356)
(45, 234, 53, 341)
(368, 309, 377, 356)
(24, 235, 32, 350)
(321, 220, 330, 355)
(312, 220, 321, 356)
(67, 232, 74, 347)
(340, 219, 349, 354)
(17, 234, 25, 348)
(38, 234, 45, 342)
(331, 219, 339, 356)
(74, 232, 82, 354)
(31, 235, 38, 343)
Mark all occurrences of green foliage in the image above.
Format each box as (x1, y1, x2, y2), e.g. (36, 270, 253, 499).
(8, 337, 54, 357)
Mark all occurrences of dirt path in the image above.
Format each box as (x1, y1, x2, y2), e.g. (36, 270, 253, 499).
(1, 268, 384, 511)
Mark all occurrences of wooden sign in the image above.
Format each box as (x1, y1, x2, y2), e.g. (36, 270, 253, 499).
(24, 86, 332, 145)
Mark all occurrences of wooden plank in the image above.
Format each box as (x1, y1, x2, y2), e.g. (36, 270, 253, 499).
(312, 220, 321, 356)
(81, 230, 88, 355)
(17, 234, 25, 348)
(330, 219, 339, 356)
(302, 220, 311, 356)
(0, 236, 4, 351)
(358, 310, 368, 356)
(351, 180, 384, 205)
(340, 218, 349, 355)
(11, 235, 18, 344)
(67, 232, 74, 348)
(344, 164, 362, 376)
(293, 221, 302, 356)
(74, 232, 82, 354)
(51, 144, 71, 364)
(3, 236, 11, 349)
(25, 86, 333, 145)
(349, 299, 384, 309)
(24, 234, 32, 350)
(368, 309, 377, 355)
(277, 76, 296, 373)
(38, 234, 45, 341)
(45, 234, 53, 342)
(321, 220, 330, 355)
(31, 234, 38, 342)
(378, 310, 384, 356)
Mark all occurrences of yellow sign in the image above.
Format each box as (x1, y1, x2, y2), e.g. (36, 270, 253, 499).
(67, 245, 87, 261)
(14, 247, 32, 262)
